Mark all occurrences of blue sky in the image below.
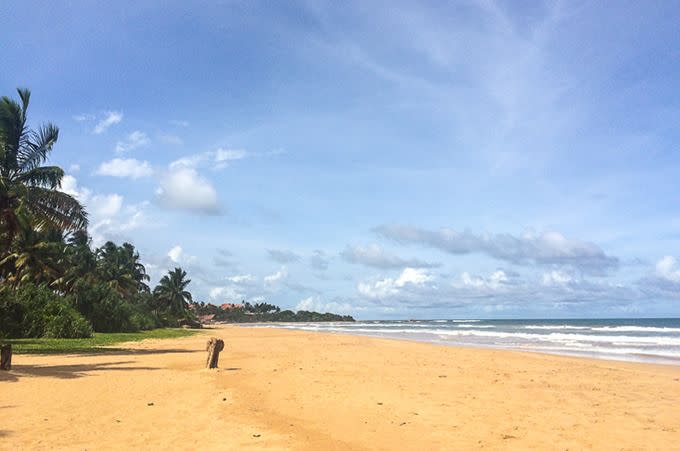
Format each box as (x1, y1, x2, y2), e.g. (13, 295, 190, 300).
(2, 0, 680, 319)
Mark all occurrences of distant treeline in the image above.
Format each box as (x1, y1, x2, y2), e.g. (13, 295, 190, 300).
(192, 301, 355, 323)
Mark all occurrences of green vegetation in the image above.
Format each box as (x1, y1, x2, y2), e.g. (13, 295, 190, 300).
(5, 328, 200, 354)
(0, 88, 198, 340)
(192, 301, 355, 323)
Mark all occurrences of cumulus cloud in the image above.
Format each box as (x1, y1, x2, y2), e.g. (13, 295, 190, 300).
(638, 256, 680, 300)
(115, 131, 150, 153)
(374, 225, 619, 274)
(155, 167, 220, 214)
(93, 111, 123, 134)
(267, 249, 301, 263)
(96, 158, 154, 179)
(542, 270, 573, 286)
(60, 174, 150, 246)
(341, 243, 439, 269)
(358, 267, 436, 301)
(656, 256, 680, 283)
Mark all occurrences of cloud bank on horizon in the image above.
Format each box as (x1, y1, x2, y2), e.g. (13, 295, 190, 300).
(2, 0, 680, 318)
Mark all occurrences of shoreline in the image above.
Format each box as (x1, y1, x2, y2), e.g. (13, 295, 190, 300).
(240, 323, 680, 367)
(236, 318, 680, 367)
(2, 326, 679, 449)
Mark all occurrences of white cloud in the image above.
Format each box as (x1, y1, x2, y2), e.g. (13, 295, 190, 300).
(264, 267, 288, 284)
(89, 194, 123, 218)
(341, 243, 438, 268)
(73, 113, 95, 122)
(358, 267, 435, 300)
(209, 286, 243, 302)
(93, 111, 123, 134)
(168, 245, 183, 263)
(155, 167, 220, 214)
(60, 174, 89, 199)
(295, 296, 355, 314)
(69, 164, 81, 173)
(60, 174, 150, 246)
(170, 147, 247, 170)
(214, 149, 246, 168)
(96, 158, 154, 179)
(226, 274, 256, 284)
(115, 130, 150, 153)
(542, 270, 573, 286)
(459, 270, 509, 289)
(655, 256, 680, 283)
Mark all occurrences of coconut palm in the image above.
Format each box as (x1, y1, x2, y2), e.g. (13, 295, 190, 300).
(96, 241, 150, 298)
(0, 88, 87, 249)
(0, 224, 65, 287)
(52, 230, 97, 294)
(153, 267, 192, 316)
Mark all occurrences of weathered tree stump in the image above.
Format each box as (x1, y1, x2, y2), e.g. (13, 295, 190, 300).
(0, 344, 12, 371)
(206, 338, 224, 369)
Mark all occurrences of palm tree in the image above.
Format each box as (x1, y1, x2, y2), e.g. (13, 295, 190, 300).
(0, 224, 65, 287)
(96, 241, 150, 298)
(52, 229, 97, 294)
(153, 267, 192, 316)
(0, 88, 87, 249)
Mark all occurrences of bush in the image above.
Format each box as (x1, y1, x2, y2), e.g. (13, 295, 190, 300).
(43, 298, 93, 338)
(0, 284, 92, 339)
(69, 280, 161, 332)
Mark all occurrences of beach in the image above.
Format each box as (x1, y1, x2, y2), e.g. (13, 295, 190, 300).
(1, 326, 679, 450)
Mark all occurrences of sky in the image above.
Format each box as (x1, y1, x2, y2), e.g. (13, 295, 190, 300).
(2, 0, 680, 319)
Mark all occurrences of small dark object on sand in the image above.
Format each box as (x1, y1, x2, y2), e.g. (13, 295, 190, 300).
(147, 402, 154, 406)
(0, 344, 11, 371)
(206, 338, 225, 369)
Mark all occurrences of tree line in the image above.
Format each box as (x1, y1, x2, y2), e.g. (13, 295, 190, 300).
(0, 88, 194, 339)
(192, 301, 355, 323)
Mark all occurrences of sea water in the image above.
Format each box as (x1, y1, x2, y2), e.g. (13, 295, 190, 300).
(246, 318, 680, 365)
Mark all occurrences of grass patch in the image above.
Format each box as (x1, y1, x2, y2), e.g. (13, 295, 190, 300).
(4, 328, 202, 354)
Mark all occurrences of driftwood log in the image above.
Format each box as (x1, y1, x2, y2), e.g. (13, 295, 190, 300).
(206, 338, 224, 369)
(0, 344, 11, 371)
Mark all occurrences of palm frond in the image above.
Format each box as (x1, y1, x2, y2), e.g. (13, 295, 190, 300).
(0, 96, 27, 173)
(15, 166, 64, 188)
(25, 187, 88, 231)
(18, 123, 59, 172)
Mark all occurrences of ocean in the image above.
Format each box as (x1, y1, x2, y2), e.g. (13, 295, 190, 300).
(246, 318, 680, 365)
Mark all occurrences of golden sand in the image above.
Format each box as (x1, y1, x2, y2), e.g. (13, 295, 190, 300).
(1, 326, 679, 450)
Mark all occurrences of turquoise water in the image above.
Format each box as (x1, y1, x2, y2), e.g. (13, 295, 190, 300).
(247, 318, 680, 365)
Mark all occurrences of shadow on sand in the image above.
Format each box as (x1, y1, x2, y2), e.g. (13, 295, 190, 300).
(0, 360, 164, 382)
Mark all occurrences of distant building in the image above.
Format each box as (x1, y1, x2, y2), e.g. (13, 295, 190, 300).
(220, 303, 244, 310)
